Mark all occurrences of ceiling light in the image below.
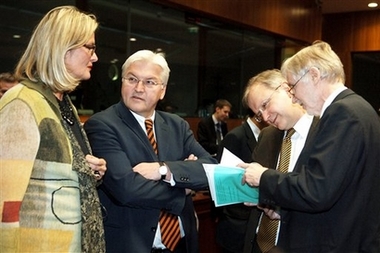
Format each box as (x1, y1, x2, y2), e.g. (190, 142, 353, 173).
(368, 2, 378, 8)
(130, 37, 136, 42)
(13, 34, 21, 39)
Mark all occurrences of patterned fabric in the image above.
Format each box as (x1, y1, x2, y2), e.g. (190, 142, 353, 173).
(145, 119, 158, 154)
(257, 128, 295, 253)
(144, 118, 180, 251)
(60, 94, 105, 253)
(0, 80, 105, 252)
(159, 210, 181, 251)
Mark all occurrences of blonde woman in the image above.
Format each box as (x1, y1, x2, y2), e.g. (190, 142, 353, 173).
(0, 6, 106, 252)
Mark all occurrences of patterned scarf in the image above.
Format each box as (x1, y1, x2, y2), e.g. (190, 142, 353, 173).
(59, 94, 105, 253)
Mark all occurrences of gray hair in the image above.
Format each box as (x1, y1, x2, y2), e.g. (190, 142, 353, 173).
(122, 50, 170, 85)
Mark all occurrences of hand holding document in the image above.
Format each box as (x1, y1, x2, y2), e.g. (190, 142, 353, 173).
(203, 148, 259, 207)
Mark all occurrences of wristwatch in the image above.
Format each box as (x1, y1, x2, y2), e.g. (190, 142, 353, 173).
(158, 162, 168, 180)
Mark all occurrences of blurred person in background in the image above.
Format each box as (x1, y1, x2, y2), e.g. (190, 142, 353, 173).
(197, 99, 231, 156)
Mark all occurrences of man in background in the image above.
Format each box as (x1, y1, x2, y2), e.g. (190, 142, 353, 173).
(197, 99, 231, 156)
(0, 72, 18, 99)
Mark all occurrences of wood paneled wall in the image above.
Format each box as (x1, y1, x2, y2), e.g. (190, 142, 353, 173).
(156, 0, 322, 43)
(322, 10, 380, 88)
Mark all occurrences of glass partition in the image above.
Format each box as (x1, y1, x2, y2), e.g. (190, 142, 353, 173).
(0, 0, 302, 117)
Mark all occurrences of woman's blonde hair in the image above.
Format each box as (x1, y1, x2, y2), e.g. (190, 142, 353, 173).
(15, 5, 98, 92)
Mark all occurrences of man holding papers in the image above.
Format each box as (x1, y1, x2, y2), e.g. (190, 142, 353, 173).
(242, 42, 380, 253)
(241, 69, 318, 253)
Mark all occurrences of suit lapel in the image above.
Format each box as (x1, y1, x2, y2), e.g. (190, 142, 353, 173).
(115, 102, 158, 160)
(304, 116, 320, 147)
(153, 112, 170, 160)
(242, 121, 257, 153)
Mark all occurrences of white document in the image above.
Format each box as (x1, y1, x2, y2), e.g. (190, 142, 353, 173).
(219, 147, 244, 166)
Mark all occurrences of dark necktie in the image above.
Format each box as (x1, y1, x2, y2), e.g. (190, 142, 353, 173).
(216, 122, 222, 145)
(144, 119, 181, 251)
(256, 128, 296, 253)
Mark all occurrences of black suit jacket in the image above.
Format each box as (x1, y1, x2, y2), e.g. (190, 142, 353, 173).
(197, 115, 228, 155)
(84, 101, 216, 253)
(215, 120, 262, 253)
(259, 89, 380, 252)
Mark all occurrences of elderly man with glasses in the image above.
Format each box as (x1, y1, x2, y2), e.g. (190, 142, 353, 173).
(241, 41, 380, 253)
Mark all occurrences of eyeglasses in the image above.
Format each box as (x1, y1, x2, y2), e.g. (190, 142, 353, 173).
(83, 44, 96, 56)
(122, 75, 163, 88)
(254, 84, 281, 123)
(288, 69, 309, 95)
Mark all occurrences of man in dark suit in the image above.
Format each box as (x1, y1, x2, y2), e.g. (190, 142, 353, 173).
(240, 69, 318, 253)
(197, 99, 231, 156)
(243, 41, 380, 252)
(215, 108, 267, 253)
(84, 50, 216, 253)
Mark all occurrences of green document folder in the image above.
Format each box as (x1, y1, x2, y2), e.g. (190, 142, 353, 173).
(213, 165, 259, 207)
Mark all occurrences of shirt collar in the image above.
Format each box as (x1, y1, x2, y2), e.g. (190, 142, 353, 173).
(212, 114, 219, 125)
(293, 113, 314, 139)
(247, 117, 261, 141)
(320, 86, 347, 117)
(130, 110, 156, 131)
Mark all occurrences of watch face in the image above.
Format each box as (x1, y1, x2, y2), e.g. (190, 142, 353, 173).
(159, 165, 167, 175)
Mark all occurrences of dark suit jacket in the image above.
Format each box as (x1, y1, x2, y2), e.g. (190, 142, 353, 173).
(197, 115, 228, 155)
(215, 120, 262, 253)
(258, 89, 380, 252)
(84, 101, 216, 253)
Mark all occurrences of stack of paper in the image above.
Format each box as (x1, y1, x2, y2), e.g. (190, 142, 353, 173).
(203, 148, 259, 207)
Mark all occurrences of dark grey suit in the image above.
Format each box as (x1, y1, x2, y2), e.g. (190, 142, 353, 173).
(259, 89, 380, 252)
(84, 101, 216, 253)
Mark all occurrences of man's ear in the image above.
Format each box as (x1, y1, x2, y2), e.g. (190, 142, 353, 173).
(159, 85, 167, 100)
(309, 66, 320, 83)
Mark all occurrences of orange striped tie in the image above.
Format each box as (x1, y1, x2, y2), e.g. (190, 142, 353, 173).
(145, 119, 158, 154)
(256, 128, 295, 252)
(159, 211, 181, 251)
(144, 119, 181, 251)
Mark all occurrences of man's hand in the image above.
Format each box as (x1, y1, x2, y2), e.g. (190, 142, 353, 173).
(238, 162, 267, 187)
(133, 162, 162, 180)
(258, 205, 281, 220)
(133, 154, 197, 182)
(185, 154, 198, 161)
